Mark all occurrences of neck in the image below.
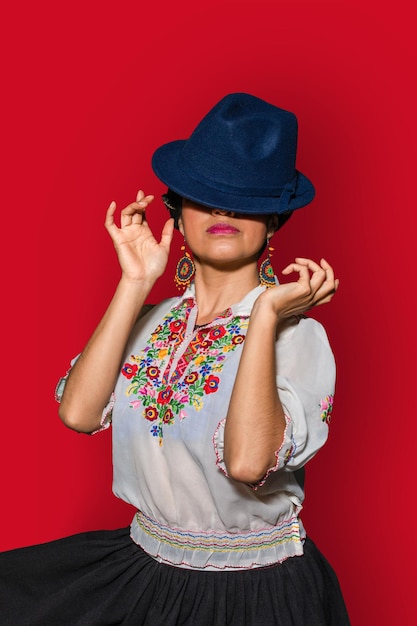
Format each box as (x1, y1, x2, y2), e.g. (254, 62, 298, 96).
(192, 261, 260, 325)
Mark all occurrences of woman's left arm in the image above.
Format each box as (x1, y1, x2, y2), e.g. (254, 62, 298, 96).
(223, 257, 339, 484)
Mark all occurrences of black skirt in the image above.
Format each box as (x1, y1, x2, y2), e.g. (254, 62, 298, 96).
(0, 527, 350, 625)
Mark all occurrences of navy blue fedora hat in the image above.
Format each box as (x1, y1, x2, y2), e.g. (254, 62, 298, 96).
(152, 93, 315, 215)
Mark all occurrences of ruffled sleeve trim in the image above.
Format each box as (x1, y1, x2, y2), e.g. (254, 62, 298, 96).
(54, 361, 114, 435)
(90, 392, 115, 434)
(212, 414, 295, 490)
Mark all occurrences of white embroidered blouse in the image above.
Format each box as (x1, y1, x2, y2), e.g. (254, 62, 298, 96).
(56, 283, 336, 571)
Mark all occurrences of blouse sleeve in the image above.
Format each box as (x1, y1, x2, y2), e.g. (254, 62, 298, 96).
(54, 355, 114, 434)
(275, 316, 335, 471)
(213, 316, 336, 486)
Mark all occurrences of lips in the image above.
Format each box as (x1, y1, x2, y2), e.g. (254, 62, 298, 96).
(207, 223, 240, 234)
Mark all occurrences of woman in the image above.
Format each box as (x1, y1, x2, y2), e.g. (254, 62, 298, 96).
(0, 93, 349, 624)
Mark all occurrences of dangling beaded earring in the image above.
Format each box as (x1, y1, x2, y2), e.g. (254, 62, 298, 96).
(259, 239, 276, 287)
(175, 241, 196, 290)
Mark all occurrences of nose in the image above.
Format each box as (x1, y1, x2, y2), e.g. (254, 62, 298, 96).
(212, 208, 236, 217)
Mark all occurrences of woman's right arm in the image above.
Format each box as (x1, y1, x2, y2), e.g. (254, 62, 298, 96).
(58, 190, 174, 433)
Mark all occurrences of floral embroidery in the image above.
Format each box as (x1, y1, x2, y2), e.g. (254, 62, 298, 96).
(283, 435, 297, 465)
(319, 394, 334, 424)
(122, 299, 249, 443)
(121, 363, 138, 379)
(204, 375, 220, 394)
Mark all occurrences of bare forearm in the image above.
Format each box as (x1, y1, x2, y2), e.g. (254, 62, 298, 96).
(224, 299, 286, 483)
(59, 276, 154, 432)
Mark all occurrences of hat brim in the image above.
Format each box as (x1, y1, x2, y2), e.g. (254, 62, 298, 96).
(152, 140, 315, 215)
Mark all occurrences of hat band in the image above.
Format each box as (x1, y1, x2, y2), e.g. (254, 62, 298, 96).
(178, 153, 297, 199)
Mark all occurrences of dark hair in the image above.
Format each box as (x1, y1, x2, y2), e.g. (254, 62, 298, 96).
(162, 189, 183, 228)
(161, 189, 293, 231)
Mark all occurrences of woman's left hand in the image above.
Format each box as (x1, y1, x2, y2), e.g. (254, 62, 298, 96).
(259, 257, 339, 319)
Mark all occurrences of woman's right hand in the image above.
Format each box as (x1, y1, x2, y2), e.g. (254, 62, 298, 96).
(105, 189, 175, 283)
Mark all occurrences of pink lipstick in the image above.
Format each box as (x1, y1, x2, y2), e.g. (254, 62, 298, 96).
(207, 223, 239, 234)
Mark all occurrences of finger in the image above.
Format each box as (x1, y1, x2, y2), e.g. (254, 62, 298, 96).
(120, 202, 146, 228)
(312, 288, 339, 306)
(104, 201, 117, 232)
(294, 257, 324, 274)
(121, 195, 154, 215)
(320, 259, 340, 289)
(311, 267, 340, 304)
(320, 258, 335, 279)
(136, 190, 154, 204)
(120, 203, 138, 228)
(317, 258, 339, 292)
(293, 257, 329, 292)
(159, 218, 175, 253)
(281, 262, 312, 280)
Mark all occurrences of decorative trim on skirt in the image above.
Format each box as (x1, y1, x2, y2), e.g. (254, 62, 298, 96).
(0, 527, 350, 625)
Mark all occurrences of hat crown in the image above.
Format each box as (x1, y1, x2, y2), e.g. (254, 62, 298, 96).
(151, 92, 315, 215)
(181, 93, 298, 191)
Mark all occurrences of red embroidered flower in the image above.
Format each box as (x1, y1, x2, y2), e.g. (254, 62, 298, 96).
(121, 363, 138, 379)
(169, 320, 186, 333)
(232, 335, 245, 345)
(162, 408, 174, 424)
(143, 406, 158, 421)
(185, 372, 199, 385)
(146, 366, 160, 379)
(199, 339, 213, 349)
(209, 327, 226, 340)
(157, 387, 173, 405)
(204, 375, 220, 394)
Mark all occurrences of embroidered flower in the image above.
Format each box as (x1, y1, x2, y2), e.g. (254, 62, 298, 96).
(121, 363, 138, 379)
(169, 320, 186, 333)
(162, 408, 175, 424)
(232, 335, 245, 345)
(147, 366, 160, 379)
(200, 363, 211, 376)
(143, 406, 158, 422)
(157, 387, 173, 405)
(283, 440, 297, 464)
(320, 394, 334, 424)
(173, 391, 189, 403)
(185, 372, 199, 385)
(158, 348, 169, 359)
(209, 327, 226, 340)
(204, 375, 220, 394)
(192, 397, 203, 411)
(199, 339, 213, 350)
(151, 424, 161, 437)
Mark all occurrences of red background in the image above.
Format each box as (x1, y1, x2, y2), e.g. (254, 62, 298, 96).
(2, 1, 416, 624)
